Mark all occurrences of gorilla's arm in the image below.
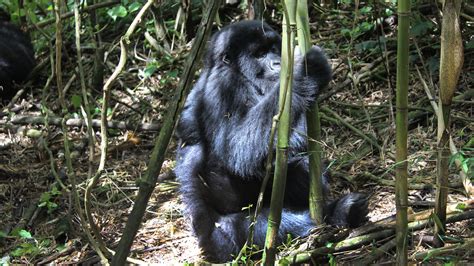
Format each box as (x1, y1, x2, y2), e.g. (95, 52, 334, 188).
(292, 46, 332, 109)
(205, 47, 331, 177)
(176, 74, 208, 145)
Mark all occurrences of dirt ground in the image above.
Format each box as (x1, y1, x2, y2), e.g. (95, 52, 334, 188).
(1, 101, 472, 264)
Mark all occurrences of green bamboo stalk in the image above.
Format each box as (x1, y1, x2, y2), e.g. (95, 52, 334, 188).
(262, 2, 297, 264)
(111, 1, 221, 264)
(395, 0, 410, 264)
(434, 0, 463, 248)
(296, 0, 324, 224)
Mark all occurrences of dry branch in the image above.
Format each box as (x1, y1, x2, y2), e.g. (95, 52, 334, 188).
(1, 115, 160, 131)
(412, 237, 474, 261)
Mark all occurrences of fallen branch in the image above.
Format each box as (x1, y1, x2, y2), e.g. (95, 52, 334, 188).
(1, 115, 160, 131)
(412, 237, 474, 261)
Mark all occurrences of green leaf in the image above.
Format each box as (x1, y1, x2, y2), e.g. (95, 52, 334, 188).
(328, 253, 336, 266)
(385, 8, 394, 16)
(39, 192, 51, 203)
(411, 21, 433, 37)
(360, 6, 372, 14)
(168, 70, 178, 78)
(71, 95, 82, 109)
(51, 186, 61, 196)
(107, 6, 127, 21)
(18, 230, 32, 239)
(128, 2, 141, 13)
(47, 202, 59, 212)
(359, 21, 373, 32)
(143, 64, 158, 78)
(341, 28, 351, 37)
(42, 239, 52, 247)
(11, 243, 39, 257)
(466, 39, 474, 49)
(427, 56, 440, 73)
(455, 202, 466, 211)
(11, 248, 25, 257)
(355, 40, 378, 52)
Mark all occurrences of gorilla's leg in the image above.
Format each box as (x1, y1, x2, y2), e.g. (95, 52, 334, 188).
(176, 145, 316, 262)
(285, 157, 368, 228)
(176, 144, 244, 261)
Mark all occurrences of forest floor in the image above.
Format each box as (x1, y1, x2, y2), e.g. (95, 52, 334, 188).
(1, 2, 473, 265)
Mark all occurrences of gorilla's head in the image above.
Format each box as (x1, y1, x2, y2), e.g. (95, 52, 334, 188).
(206, 21, 282, 86)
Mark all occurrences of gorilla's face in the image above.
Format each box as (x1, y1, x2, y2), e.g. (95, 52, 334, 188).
(206, 21, 282, 95)
(244, 39, 281, 81)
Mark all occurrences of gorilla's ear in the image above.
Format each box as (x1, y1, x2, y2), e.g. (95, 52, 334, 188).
(209, 30, 233, 65)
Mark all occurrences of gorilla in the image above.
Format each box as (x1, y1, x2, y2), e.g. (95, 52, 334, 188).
(175, 20, 368, 262)
(0, 8, 35, 101)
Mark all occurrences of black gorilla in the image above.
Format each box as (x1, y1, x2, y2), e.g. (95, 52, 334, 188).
(175, 20, 368, 262)
(0, 8, 35, 101)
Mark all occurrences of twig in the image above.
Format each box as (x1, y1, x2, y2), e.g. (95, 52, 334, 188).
(54, 0, 107, 263)
(73, 0, 110, 260)
(359, 237, 397, 265)
(320, 106, 382, 151)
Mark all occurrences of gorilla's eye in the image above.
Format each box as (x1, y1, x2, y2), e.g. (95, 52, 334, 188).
(255, 49, 266, 58)
(270, 46, 279, 54)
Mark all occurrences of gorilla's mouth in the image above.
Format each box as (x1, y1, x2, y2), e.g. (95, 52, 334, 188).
(256, 69, 279, 81)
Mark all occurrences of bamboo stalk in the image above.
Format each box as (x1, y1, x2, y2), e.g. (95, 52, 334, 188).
(395, 0, 411, 264)
(434, 0, 464, 247)
(295, 0, 325, 224)
(262, 2, 297, 264)
(111, 1, 221, 264)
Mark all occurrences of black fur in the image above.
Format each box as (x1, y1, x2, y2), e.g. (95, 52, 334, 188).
(175, 20, 368, 262)
(0, 9, 35, 100)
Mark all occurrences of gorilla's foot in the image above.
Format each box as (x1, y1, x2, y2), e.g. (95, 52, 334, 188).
(326, 193, 369, 228)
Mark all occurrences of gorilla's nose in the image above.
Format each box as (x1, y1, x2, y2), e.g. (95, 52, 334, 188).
(270, 61, 280, 71)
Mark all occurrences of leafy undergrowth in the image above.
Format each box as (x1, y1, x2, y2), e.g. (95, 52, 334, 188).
(1, 2, 473, 264)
